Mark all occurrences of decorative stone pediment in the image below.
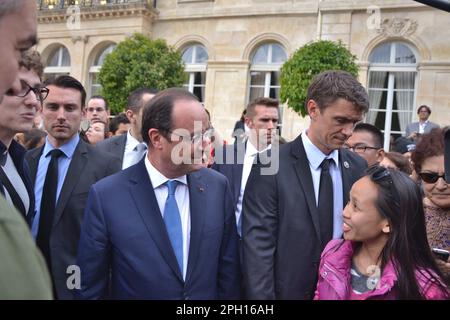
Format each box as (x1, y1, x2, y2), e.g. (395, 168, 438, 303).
(377, 18, 418, 37)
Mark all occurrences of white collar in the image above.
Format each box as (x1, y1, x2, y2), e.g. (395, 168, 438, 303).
(302, 130, 339, 170)
(144, 156, 187, 190)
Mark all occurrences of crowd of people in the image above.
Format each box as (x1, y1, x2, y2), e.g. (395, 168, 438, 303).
(0, 0, 448, 300)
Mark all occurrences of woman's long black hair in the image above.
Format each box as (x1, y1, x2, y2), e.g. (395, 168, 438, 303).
(367, 166, 449, 299)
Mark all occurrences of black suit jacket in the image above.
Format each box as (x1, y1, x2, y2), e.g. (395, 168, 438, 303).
(242, 134, 367, 300)
(0, 140, 35, 223)
(25, 139, 121, 299)
(95, 133, 127, 171)
(211, 141, 247, 207)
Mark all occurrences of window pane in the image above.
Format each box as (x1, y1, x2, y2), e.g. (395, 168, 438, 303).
(369, 43, 391, 63)
(393, 71, 415, 90)
(182, 47, 194, 64)
(368, 71, 388, 89)
(194, 72, 206, 86)
(395, 43, 416, 64)
(271, 44, 287, 63)
(60, 47, 71, 66)
(194, 46, 208, 63)
(252, 44, 269, 64)
(250, 71, 266, 86)
(270, 71, 280, 86)
(269, 87, 280, 100)
(95, 44, 115, 66)
(48, 49, 60, 67)
(249, 87, 265, 102)
(193, 85, 205, 102)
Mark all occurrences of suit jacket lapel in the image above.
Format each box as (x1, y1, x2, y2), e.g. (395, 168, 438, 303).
(184, 171, 206, 284)
(232, 142, 245, 205)
(114, 134, 127, 163)
(53, 140, 88, 228)
(339, 150, 356, 206)
(130, 159, 184, 282)
(26, 146, 44, 188)
(291, 134, 322, 243)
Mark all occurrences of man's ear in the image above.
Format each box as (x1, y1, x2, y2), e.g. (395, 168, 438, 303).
(148, 128, 162, 149)
(307, 99, 320, 120)
(377, 149, 386, 162)
(244, 116, 253, 129)
(125, 110, 134, 123)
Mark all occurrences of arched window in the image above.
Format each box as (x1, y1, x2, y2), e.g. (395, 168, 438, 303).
(248, 42, 287, 102)
(182, 44, 208, 102)
(367, 42, 418, 150)
(89, 44, 116, 97)
(44, 46, 71, 80)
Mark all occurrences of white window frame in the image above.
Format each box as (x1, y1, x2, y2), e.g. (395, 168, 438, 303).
(367, 42, 418, 150)
(44, 46, 71, 76)
(182, 45, 208, 102)
(89, 44, 116, 98)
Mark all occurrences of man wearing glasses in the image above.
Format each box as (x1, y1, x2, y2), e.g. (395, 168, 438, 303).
(76, 88, 240, 299)
(0, 50, 47, 222)
(343, 123, 385, 167)
(85, 95, 110, 124)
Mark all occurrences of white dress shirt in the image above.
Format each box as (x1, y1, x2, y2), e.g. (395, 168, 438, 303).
(302, 130, 344, 239)
(419, 120, 429, 134)
(235, 141, 270, 235)
(144, 156, 191, 280)
(122, 130, 145, 169)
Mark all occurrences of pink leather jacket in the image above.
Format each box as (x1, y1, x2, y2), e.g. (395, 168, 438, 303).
(314, 239, 448, 300)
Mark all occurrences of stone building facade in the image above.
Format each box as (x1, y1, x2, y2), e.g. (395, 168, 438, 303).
(36, 0, 450, 147)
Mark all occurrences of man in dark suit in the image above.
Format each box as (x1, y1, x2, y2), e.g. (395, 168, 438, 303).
(242, 71, 369, 300)
(213, 97, 279, 237)
(0, 50, 45, 223)
(76, 88, 240, 299)
(96, 87, 157, 170)
(26, 75, 121, 299)
(404, 105, 439, 140)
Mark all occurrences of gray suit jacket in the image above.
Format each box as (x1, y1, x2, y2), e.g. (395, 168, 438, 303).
(25, 139, 121, 299)
(405, 121, 439, 137)
(242, 134, 367, 300)
(95, 133, 127, 171)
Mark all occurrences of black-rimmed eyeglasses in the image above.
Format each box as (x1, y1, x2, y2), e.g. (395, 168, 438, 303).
(343, 144, 381, 153)
(7, 80, 49, 102)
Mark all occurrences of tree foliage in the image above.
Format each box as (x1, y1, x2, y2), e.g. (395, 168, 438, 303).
(280, 40, 359, 117)
(99, 33, 185, 114)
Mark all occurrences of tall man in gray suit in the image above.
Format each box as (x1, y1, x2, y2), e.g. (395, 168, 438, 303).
(26, 76, 121, 299)
(242, 71, 369, 299)
(96, 87, 157, 170)
(404, 105, 439, 140)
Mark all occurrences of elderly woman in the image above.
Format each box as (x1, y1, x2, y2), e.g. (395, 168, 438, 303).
(411, 128, 450, 277)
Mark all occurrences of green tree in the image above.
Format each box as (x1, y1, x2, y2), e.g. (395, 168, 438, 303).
(99, 33, 185, 114)
(280, 40, 359, 117)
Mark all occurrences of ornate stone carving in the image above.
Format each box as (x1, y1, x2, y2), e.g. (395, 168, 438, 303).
(377, 18, 418, 37)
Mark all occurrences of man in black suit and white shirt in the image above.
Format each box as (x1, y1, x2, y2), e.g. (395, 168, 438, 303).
(242, 71, 369, 300)
(96, 87, 157, 171)
(213, 97, 279, 237)
(26, 75, 121, 299)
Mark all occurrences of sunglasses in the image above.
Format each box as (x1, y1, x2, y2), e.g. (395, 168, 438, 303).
(368, 166, 401, 206)
(418, 172, 446, 184)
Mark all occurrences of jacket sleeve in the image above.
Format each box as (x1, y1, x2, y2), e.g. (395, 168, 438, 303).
(217, 179, 241, 299)
(242, 161, 278, 299)
(75, 184, 111, 299)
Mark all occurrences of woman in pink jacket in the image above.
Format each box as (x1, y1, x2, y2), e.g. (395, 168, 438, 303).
(314, 166, 449, 300)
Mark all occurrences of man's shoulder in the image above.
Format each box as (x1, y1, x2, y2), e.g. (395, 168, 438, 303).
(96, 134, 127, 149)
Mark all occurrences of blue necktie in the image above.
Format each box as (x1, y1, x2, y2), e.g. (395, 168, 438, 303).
(164, 180, 183, 274)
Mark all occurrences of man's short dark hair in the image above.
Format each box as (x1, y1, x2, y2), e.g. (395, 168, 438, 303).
(141, 88, 199, 146)
(0, 0, 23, 20)
(19, 49, 44, 79)
(44, 75, 87, 108)
(306, 70, 369, 114)
(89, 95, 109, 111)
(246, 97, 279, 118)
(127, 87, 159, 113)
(353, 123, 383, 148)
(417, 105, 431, 115)
(109, 112, 129, 133)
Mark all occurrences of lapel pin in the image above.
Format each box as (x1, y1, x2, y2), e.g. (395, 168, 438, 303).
(343, 161, 350, 169)
(199, 187, 204, 192)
